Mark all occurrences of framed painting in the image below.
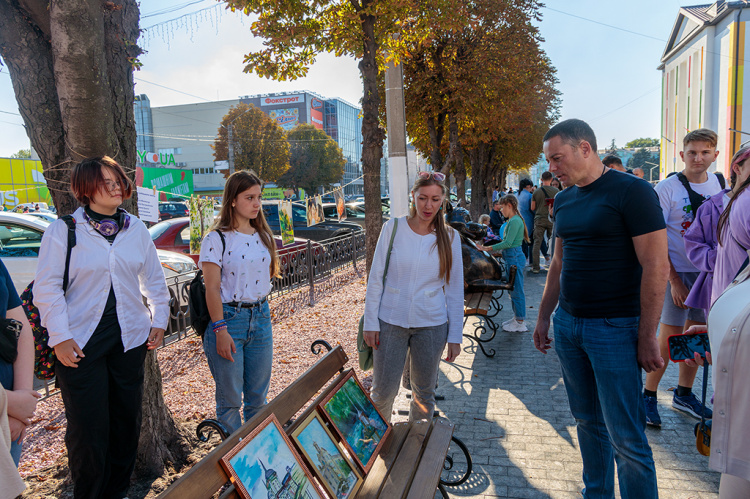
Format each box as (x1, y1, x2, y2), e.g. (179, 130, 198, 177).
(291, 411, 363, 498)
(319, 371, 391, 473)
(220, 414, 323, 499)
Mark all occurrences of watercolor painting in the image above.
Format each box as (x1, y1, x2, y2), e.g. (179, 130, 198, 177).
(279, 200, 295, 246)
(320, 372, 391, 473)
(292, 412, 362, 498)
(221, 415, 322, 499)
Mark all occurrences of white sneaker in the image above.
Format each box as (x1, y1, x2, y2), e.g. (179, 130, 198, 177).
(502, 319, 528, 332)
(501, 318, 516, 327)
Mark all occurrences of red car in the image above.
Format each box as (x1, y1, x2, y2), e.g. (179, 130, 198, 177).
(148, 217, 324, 266)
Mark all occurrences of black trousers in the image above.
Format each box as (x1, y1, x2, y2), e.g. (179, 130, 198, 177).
(56, 323, 148, 499)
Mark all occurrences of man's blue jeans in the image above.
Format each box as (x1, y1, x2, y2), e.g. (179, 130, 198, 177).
(203, 301, 273, 434)
(502, 246, 526, 320)
(553, 307, 658, 499)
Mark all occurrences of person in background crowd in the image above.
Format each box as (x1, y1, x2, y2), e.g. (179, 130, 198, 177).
(643, 128, 721, 428)
(0, 259, 37, 467)
(489, 199, 505, 235)
(34, 156, 169, 499)
(363, 171, 463, 422)
(492, 185, 500, 204)
(200, 171, 280, 434)
(550, 177, 562, 190)
(534, 119, 667, 499)
(633, 167, 645, 179)
(478, 214, 501, 246)
(684, 145, 750, 316)
(477, 194, 530, 332)
(602, 154, 626, 172)
(517, 179, 535, 266)
(530, 171, 558, 273)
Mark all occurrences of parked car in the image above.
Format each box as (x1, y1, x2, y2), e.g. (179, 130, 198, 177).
(148, 217, 324, 267)
(0, 212, 196, 295)
(158, 202, 189, 221)
(262, 201, 361, 241)
(26, 212, 58, 223)
(321, 202, 389, 229)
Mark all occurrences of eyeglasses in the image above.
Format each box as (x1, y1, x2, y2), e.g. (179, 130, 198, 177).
(418, 171, 446, 182)
(103, 179, 123, 191)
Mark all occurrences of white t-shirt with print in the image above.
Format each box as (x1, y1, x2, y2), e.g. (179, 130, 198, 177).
(654, 172, 723, 272)
(198, 230, 272, 303)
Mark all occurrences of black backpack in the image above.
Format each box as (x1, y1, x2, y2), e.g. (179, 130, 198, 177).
(676, 172, 726, 217)
(188, 230, 225, 338)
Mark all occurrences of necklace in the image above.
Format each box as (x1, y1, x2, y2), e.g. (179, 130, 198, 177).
(601, 164, 606, 177)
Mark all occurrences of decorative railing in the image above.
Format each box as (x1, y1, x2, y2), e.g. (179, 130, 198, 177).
(37, 230, 367, 399)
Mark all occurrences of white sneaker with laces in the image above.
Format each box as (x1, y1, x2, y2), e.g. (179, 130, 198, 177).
(502, 318, 516, 327)
(503, 319, 528, 332)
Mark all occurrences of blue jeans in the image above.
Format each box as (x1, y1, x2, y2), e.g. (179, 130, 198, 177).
(553, 307, 657, 499)
(0, 359, 21, 465)
(203, 301, 273, 434)
(503, 246, 526, 320)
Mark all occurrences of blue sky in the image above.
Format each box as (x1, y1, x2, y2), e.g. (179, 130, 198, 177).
(0, 1, 688, 157)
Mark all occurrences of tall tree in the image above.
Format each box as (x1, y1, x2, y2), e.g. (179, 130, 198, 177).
(0, 0, 190, 481)
(605, 139, 618, 155)
(278, 124, 346, 194)
(625, 137, 659, 148)
(10, 149, 31, 159)
(212, 103, 290, 182)
(222, 0, 439, 272)
(403, 0, 559, 218)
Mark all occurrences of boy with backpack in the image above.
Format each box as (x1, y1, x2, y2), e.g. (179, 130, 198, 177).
(530, 171, 558, 273)
(643, 128, 725, 427)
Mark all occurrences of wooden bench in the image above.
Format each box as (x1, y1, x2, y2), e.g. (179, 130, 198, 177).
(159, 342, 471, 498)
(463, 265, 517, 358)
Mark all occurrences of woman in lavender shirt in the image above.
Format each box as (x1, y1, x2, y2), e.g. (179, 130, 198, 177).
(685, 146, 750, 314)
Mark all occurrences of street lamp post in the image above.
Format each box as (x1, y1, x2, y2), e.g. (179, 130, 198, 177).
(643, 161, 659, 183)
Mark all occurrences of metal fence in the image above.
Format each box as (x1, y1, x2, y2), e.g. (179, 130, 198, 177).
(37, 230, 367, 399)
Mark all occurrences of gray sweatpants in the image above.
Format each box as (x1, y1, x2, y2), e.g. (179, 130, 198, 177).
(371, 320, 448, 423)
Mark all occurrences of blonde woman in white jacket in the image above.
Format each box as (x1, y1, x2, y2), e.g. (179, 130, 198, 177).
(363, 172, 463, 422)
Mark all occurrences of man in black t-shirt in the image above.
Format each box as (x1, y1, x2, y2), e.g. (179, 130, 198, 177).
(534, 119, 668, 499)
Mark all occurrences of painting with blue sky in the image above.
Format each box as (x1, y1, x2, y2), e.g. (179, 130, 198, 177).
(221, 415, 322, 499)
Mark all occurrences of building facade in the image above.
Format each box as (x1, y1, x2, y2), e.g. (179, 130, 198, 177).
(134, 91, 373, 196)
(660, 1, 750, 178)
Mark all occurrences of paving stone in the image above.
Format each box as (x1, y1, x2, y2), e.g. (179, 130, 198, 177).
(390, 278, 719, 499)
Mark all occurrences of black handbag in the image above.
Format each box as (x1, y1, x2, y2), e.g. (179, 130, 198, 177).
(0, 317, 23, 364)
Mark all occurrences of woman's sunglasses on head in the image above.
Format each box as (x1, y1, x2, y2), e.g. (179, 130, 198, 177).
(418, 171, 446, 182)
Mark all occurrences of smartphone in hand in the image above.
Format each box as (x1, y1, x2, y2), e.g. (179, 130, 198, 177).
(668, 332, 710, 362)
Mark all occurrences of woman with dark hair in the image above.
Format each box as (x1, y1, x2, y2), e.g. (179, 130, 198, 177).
(34, 156, 169, 499)
(200, 171, 279, 433)
(685, 146, 750, 314)
(477, 194, 531, 332)
(363, 171, 463, 422)
(712, 149, 750, 304)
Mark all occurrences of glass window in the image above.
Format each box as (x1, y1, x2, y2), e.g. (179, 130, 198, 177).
(177, 227, 190, 246)
(149, 222, 172, 240)
(263, 204, 279, 223)
(291, 204, 307, 223)
(0, 223, 43, 257)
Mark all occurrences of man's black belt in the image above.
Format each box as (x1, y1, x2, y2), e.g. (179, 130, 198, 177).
(225, 296, 268, 308)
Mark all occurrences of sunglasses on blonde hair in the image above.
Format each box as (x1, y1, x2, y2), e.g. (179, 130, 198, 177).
(417, 171, 446, 182)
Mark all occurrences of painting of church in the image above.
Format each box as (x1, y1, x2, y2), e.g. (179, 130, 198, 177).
(221, 415, 322, 499)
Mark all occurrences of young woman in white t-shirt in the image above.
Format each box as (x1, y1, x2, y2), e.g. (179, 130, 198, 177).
(363, 172, 463, 422)
(199, 171, 279, 433)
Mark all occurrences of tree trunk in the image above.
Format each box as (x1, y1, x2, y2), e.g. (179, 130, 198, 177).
(136, 350, 191, 477)
(358, 6, 385, 275)
(0, 0, 191, 480)
(455, 143, 467, 208)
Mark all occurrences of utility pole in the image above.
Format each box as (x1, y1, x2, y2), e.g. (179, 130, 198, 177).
(228, 123, 235, 175)
(385, 54, 411, 218)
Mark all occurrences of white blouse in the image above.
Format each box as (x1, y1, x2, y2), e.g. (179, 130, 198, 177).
(198, 230, 272, 303)
(34, 207, 170, 351)
(364, 217, 464, 344)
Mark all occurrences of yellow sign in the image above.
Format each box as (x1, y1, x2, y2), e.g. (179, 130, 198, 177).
(0, 158, 52, 209)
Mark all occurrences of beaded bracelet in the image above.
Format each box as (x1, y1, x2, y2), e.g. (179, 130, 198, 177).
(212, 320, 228, 332)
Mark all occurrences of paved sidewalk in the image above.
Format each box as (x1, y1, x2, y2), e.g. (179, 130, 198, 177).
(392, 270, 719, 499)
